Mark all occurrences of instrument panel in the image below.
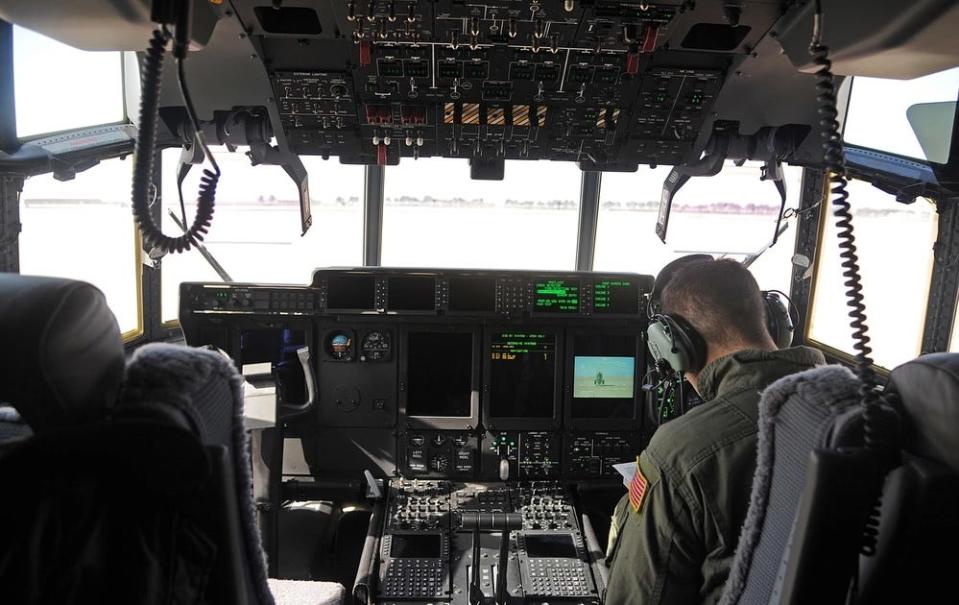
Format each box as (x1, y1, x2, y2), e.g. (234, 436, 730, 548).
(247, 0, 766, 169)
(376, 479, 602, 605)
(180, 268, 653, 482)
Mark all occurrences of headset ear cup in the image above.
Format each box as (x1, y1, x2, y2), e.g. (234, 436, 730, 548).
(763, 292, 794, 349)
(669, 315, 706, 373)
(647, 315, 706, 374)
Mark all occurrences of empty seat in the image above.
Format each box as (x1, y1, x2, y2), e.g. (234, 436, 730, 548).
(0, 274, 344, 605)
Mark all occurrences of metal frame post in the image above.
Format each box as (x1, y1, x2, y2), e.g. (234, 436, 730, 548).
(789, 168, 826, 344)
(576, 171, 602, 271)
(364, 165, 385, 267)
(921, 197, 959, 353)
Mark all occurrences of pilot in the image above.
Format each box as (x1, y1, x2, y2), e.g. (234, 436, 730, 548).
(604, 257, 825, 604)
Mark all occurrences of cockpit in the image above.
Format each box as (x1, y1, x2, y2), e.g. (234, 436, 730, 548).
(2, 1, 959, 604)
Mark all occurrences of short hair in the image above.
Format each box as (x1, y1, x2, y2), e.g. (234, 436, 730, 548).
(660, 258, 770, 347)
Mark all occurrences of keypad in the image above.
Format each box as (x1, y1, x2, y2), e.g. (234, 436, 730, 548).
(381, 559, 447, 598)
(525, 558, 592, 597)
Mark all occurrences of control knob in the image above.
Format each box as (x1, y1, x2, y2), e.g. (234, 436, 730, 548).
(429, 455, 449, 472)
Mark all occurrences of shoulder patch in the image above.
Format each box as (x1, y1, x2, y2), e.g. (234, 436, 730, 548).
(628, 456, 649, 512)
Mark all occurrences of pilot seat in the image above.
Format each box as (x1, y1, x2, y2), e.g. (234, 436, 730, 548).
(0, 273, 346, 605)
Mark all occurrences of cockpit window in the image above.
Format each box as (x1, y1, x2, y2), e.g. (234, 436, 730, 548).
(380, 158, 581, 270)
(18, 156, 141, 338)
(843, 66, 959, 165)
(13, 26, 125, 139)
(593, 161, 804, 293)
(808, 179, 937, 369)
(159, 147, 365, 323)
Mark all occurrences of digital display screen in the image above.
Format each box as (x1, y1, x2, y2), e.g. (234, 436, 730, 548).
(448, 277, 496, 313)
(524, 534, 578, 559)
(574, 357, 635, 398)
(390, 534, 442, 558)
(533, 279, 579, 313)
(327, 273, 376, 310)
(489, 332, 556, 418)
(593, 279, 639, 314)
(388, 275, 436, 311)
(571, 334, 637, 419)
(407, 332, 473, 417)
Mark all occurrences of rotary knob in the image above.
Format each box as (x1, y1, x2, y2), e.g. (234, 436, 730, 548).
(429, 455, 449, 472)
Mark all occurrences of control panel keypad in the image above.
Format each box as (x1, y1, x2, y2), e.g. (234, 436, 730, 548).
(381, 559, 447, 598)
(526, 558, 592, 597)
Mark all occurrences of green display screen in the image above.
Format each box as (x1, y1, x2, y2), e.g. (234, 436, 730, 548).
(533, 279, 579, 313)
(593, 280, 639, 314)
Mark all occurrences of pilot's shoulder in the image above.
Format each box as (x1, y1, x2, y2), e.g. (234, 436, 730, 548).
(644, 396, 757, 483)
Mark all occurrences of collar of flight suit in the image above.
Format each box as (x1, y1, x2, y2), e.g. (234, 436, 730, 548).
(695, 346, 826, 403)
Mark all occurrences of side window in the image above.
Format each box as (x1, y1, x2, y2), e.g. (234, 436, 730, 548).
(160, 148, 365, 323)
(13, 26, 126, 139)
(18, 157, 141, 337)
(808, 179, 937, 369)
(593, 161, 804, 293)
(381, 159, 581, 270)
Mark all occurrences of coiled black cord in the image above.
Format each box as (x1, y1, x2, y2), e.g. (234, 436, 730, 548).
(808, 3, 884, 558)
(131, 28, 219, 254)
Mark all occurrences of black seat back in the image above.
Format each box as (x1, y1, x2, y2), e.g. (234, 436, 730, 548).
(121, 342, 276, 605)
(719, 364, 884, 605)
(0, 275, 272, 604)
(856, 354, 959, 604)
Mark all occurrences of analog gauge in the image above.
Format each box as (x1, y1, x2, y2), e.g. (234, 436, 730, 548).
(326, 331, 354, 361)
(360, 331, 392, 361)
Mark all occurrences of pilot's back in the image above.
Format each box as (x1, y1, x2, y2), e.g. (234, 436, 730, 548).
(606, 346, 824, 605)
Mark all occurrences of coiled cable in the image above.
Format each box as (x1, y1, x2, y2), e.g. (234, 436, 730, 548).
(131, 28, 219, 254)
(808, 1, 884, 558)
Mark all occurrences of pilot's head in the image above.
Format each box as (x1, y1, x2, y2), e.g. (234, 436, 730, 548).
(658, 257, 776, 390)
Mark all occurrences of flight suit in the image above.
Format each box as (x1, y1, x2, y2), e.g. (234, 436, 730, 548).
(605, 346, 825, 605)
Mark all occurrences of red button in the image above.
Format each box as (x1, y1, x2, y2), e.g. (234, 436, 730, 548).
(377, 143, 387, 165)
(626, 51, 640, 75)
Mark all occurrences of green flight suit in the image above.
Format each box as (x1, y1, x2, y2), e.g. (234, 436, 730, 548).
(605, 346, 825, 605)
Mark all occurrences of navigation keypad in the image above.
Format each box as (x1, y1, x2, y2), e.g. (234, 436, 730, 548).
(381, 559, 447, 598)
(526, 558, 592, 597)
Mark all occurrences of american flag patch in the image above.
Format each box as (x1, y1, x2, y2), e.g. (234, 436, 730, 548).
(629, 458, 649, 512)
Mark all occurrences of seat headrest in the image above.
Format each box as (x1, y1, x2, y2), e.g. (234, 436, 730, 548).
(0, 274, 124, 431)
(887, 353, 959, 472)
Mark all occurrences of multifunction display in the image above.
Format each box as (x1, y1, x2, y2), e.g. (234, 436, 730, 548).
(593, 279, 640, 315)
(533, 279, 580, 313)
(406, 332, 473, 417)
(489, 332, 557, 419)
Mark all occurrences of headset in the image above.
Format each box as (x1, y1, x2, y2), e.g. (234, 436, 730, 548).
(646, 255, 795, 375)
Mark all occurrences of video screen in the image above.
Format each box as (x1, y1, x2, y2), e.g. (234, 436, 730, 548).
(390, 534, 442, 558)
(406, 332, 473, 417)
(533, 279, 579, 313)
(524, 534, 578, 559)
(571, 334, 637, 419)
(593, 279, 639, 315)
(448, 277, 496, 312)
(489, 332, 556, 418)
(327, 273, 376, 310)
(574, 357, 634, 398)
(388, 275, 436, 311)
